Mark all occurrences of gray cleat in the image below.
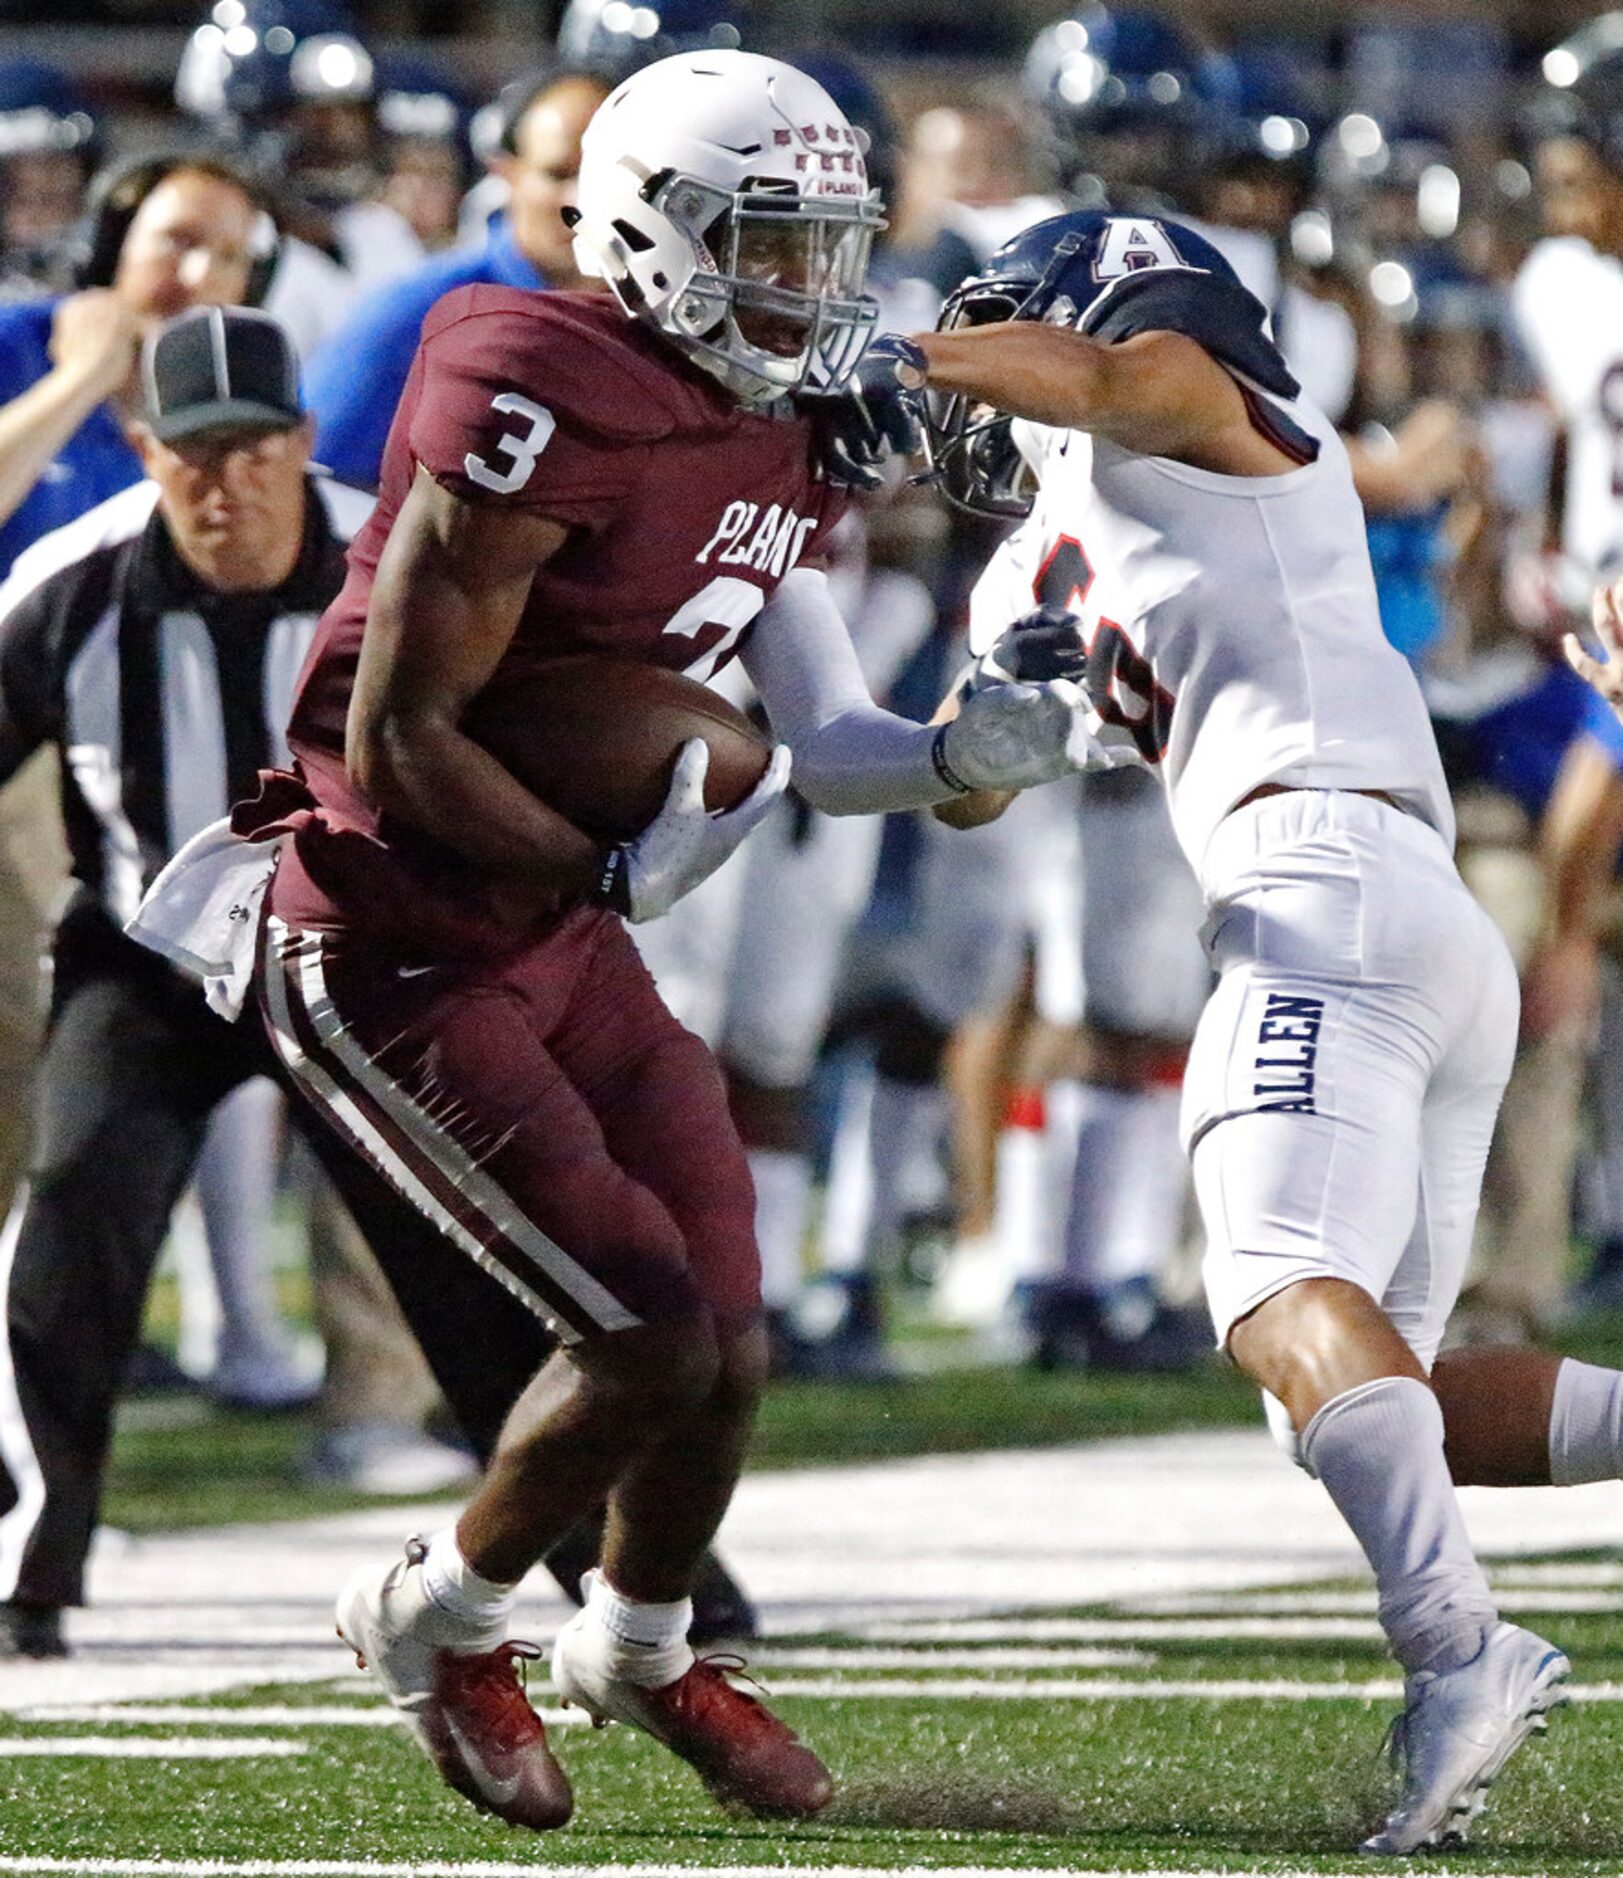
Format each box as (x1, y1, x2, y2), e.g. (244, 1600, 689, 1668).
(1361, 1621, 1569, 1856)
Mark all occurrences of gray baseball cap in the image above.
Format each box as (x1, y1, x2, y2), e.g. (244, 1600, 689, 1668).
(141, 304, 303, 444)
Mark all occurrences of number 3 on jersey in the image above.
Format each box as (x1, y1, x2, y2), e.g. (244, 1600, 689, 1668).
(1036, 535, 1175, 764)
(465, 393, 556, 495)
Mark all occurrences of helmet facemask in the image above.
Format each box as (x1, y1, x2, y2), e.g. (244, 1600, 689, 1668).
(634, 169, 880, 403)
(922, 280, 1053, 518)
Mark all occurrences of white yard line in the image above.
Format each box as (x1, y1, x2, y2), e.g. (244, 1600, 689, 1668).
(745, 1646, 1153, 1669)
(4, 1428, 1616, 1715)
(858, 1617, 1386, 1642)
(0, 1737, 306, 1758)
(14, 1705, 583, 1728)
(759, 1675, 1408, 1700)
(1137, 1588, 1622, 1615)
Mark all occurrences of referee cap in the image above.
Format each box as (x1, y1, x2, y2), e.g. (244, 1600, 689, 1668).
(141, 305, 303, 444)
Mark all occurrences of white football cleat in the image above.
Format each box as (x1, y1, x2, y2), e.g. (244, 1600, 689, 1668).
(336, 1537, 572, 1831)
(1361, 1621, 1569, 1856)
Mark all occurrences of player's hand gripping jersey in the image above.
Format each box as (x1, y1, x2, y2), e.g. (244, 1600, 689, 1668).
(271, 288, 844, 950)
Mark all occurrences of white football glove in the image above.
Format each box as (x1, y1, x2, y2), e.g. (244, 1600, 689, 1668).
(935, 679, 1141, 792)
(609, 738, 791, 924)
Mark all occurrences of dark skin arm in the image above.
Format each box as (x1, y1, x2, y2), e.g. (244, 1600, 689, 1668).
(909, 322, 1299, 476)
(347, 465, 603, 894)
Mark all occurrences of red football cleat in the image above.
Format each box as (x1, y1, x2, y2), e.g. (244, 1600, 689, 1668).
(423, 1642, 575, 1829)
(552, 1622, 832, 1819)
(337, 1543, 573, 1831)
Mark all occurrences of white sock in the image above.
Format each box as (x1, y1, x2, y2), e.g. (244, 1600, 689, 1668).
(419, 1528, 517, 1641)
(580, 1567, 694, 1687)
(749, 1148, 812, 1312)
(1301, 1376, 1496, 1675)
(1063, 1083, 1187, 1293)
(1549, 1357, 1623, 1485)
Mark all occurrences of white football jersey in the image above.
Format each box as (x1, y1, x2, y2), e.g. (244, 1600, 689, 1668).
(967, 403, 1454, 875)
(1513, 235, 1623, 583)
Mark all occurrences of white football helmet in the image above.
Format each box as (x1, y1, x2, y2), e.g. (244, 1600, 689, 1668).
(571, 49, 884, 404)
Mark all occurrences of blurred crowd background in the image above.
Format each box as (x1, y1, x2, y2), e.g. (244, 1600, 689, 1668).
(8, 0, 1623, 1500)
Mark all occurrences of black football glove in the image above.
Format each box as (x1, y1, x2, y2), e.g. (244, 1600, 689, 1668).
(960, 603, 1089, 699)
(809, 334, 929, 491)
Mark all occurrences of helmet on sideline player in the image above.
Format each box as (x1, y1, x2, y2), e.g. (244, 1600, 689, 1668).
(176, 0, 379, 207)
(557, 0, 747, 80)
(1023, 4, 1239, 208)
(1535, 12, 1623, 166)
(569, 49, 883, 405)
(922, 208, 1309, 517)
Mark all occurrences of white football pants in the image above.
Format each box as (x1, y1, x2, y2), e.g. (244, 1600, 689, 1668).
(1184, 790, 1519, 1368)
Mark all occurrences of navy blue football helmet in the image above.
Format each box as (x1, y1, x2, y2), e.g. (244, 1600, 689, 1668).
(1024, 5, 1239, 206)
(0, 59, 100, 166)
(1532, 12, 1623, 167)
(176, 0, 374, 127)
(924, 209, 1310, 517)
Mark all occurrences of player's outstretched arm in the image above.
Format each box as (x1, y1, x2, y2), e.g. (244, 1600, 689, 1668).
(1565, 579, 1623, 716)
(742, 568, 1087, 815)
(349, 466, 606, 896)
(906, 322, 1251, 462)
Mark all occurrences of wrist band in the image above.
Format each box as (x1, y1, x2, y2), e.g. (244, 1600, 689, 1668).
(930, 724, 973, 795)
(591, 844, 632, 915)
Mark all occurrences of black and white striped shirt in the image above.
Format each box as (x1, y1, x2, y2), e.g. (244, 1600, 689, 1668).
(0, 475, 373, 926)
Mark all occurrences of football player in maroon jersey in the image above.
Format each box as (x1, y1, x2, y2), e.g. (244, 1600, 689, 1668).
(134, 49, 1091, 1829)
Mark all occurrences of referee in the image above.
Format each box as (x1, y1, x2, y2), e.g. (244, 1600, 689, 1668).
(0, 306, 754, 1656)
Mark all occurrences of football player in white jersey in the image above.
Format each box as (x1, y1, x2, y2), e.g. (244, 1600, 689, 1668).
(834, 208, 1623, 1853)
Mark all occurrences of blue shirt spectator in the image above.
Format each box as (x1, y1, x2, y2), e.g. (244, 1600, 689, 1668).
(0, 300, 141, 580)
(305, 216, 542, 490)
(1580, 679, 1623, 771)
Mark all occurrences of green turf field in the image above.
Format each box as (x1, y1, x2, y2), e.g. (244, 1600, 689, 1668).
(5, 1562, 1623, 1875)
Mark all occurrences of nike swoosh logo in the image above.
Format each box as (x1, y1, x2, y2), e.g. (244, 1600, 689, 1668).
(397, 965, 437, 980)
(444, 1714, 523, 1806)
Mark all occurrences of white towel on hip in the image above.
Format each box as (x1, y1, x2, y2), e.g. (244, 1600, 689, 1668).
(125, 816, 285, 1021)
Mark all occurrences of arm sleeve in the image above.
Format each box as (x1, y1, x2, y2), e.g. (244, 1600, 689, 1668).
(740, 567, 956, 814)
(407, 306, 650, 526)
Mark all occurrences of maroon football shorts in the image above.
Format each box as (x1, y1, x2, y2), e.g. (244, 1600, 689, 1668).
(256, 904, 761, 1342)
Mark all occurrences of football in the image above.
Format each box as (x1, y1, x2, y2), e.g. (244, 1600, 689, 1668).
(462, 653, 773, 844)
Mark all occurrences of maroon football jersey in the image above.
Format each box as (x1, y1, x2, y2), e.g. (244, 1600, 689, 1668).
(273, 288, 845, 949)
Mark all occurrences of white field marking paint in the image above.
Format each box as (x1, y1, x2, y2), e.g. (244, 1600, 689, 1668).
(742, 1676, 1406, 1700)
(745, 1646, 1153, 1669)
(1490, 1563, 1623, 1586)
(0, 1737, 306, 1759)
(16, 1705, 587, 1729)
(0, 1863, 1396, 1878)
(858, 1617, 1386, 1643)
(1135, 1588, 1623, 1615)
(745, 1675, 1623, 1702)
